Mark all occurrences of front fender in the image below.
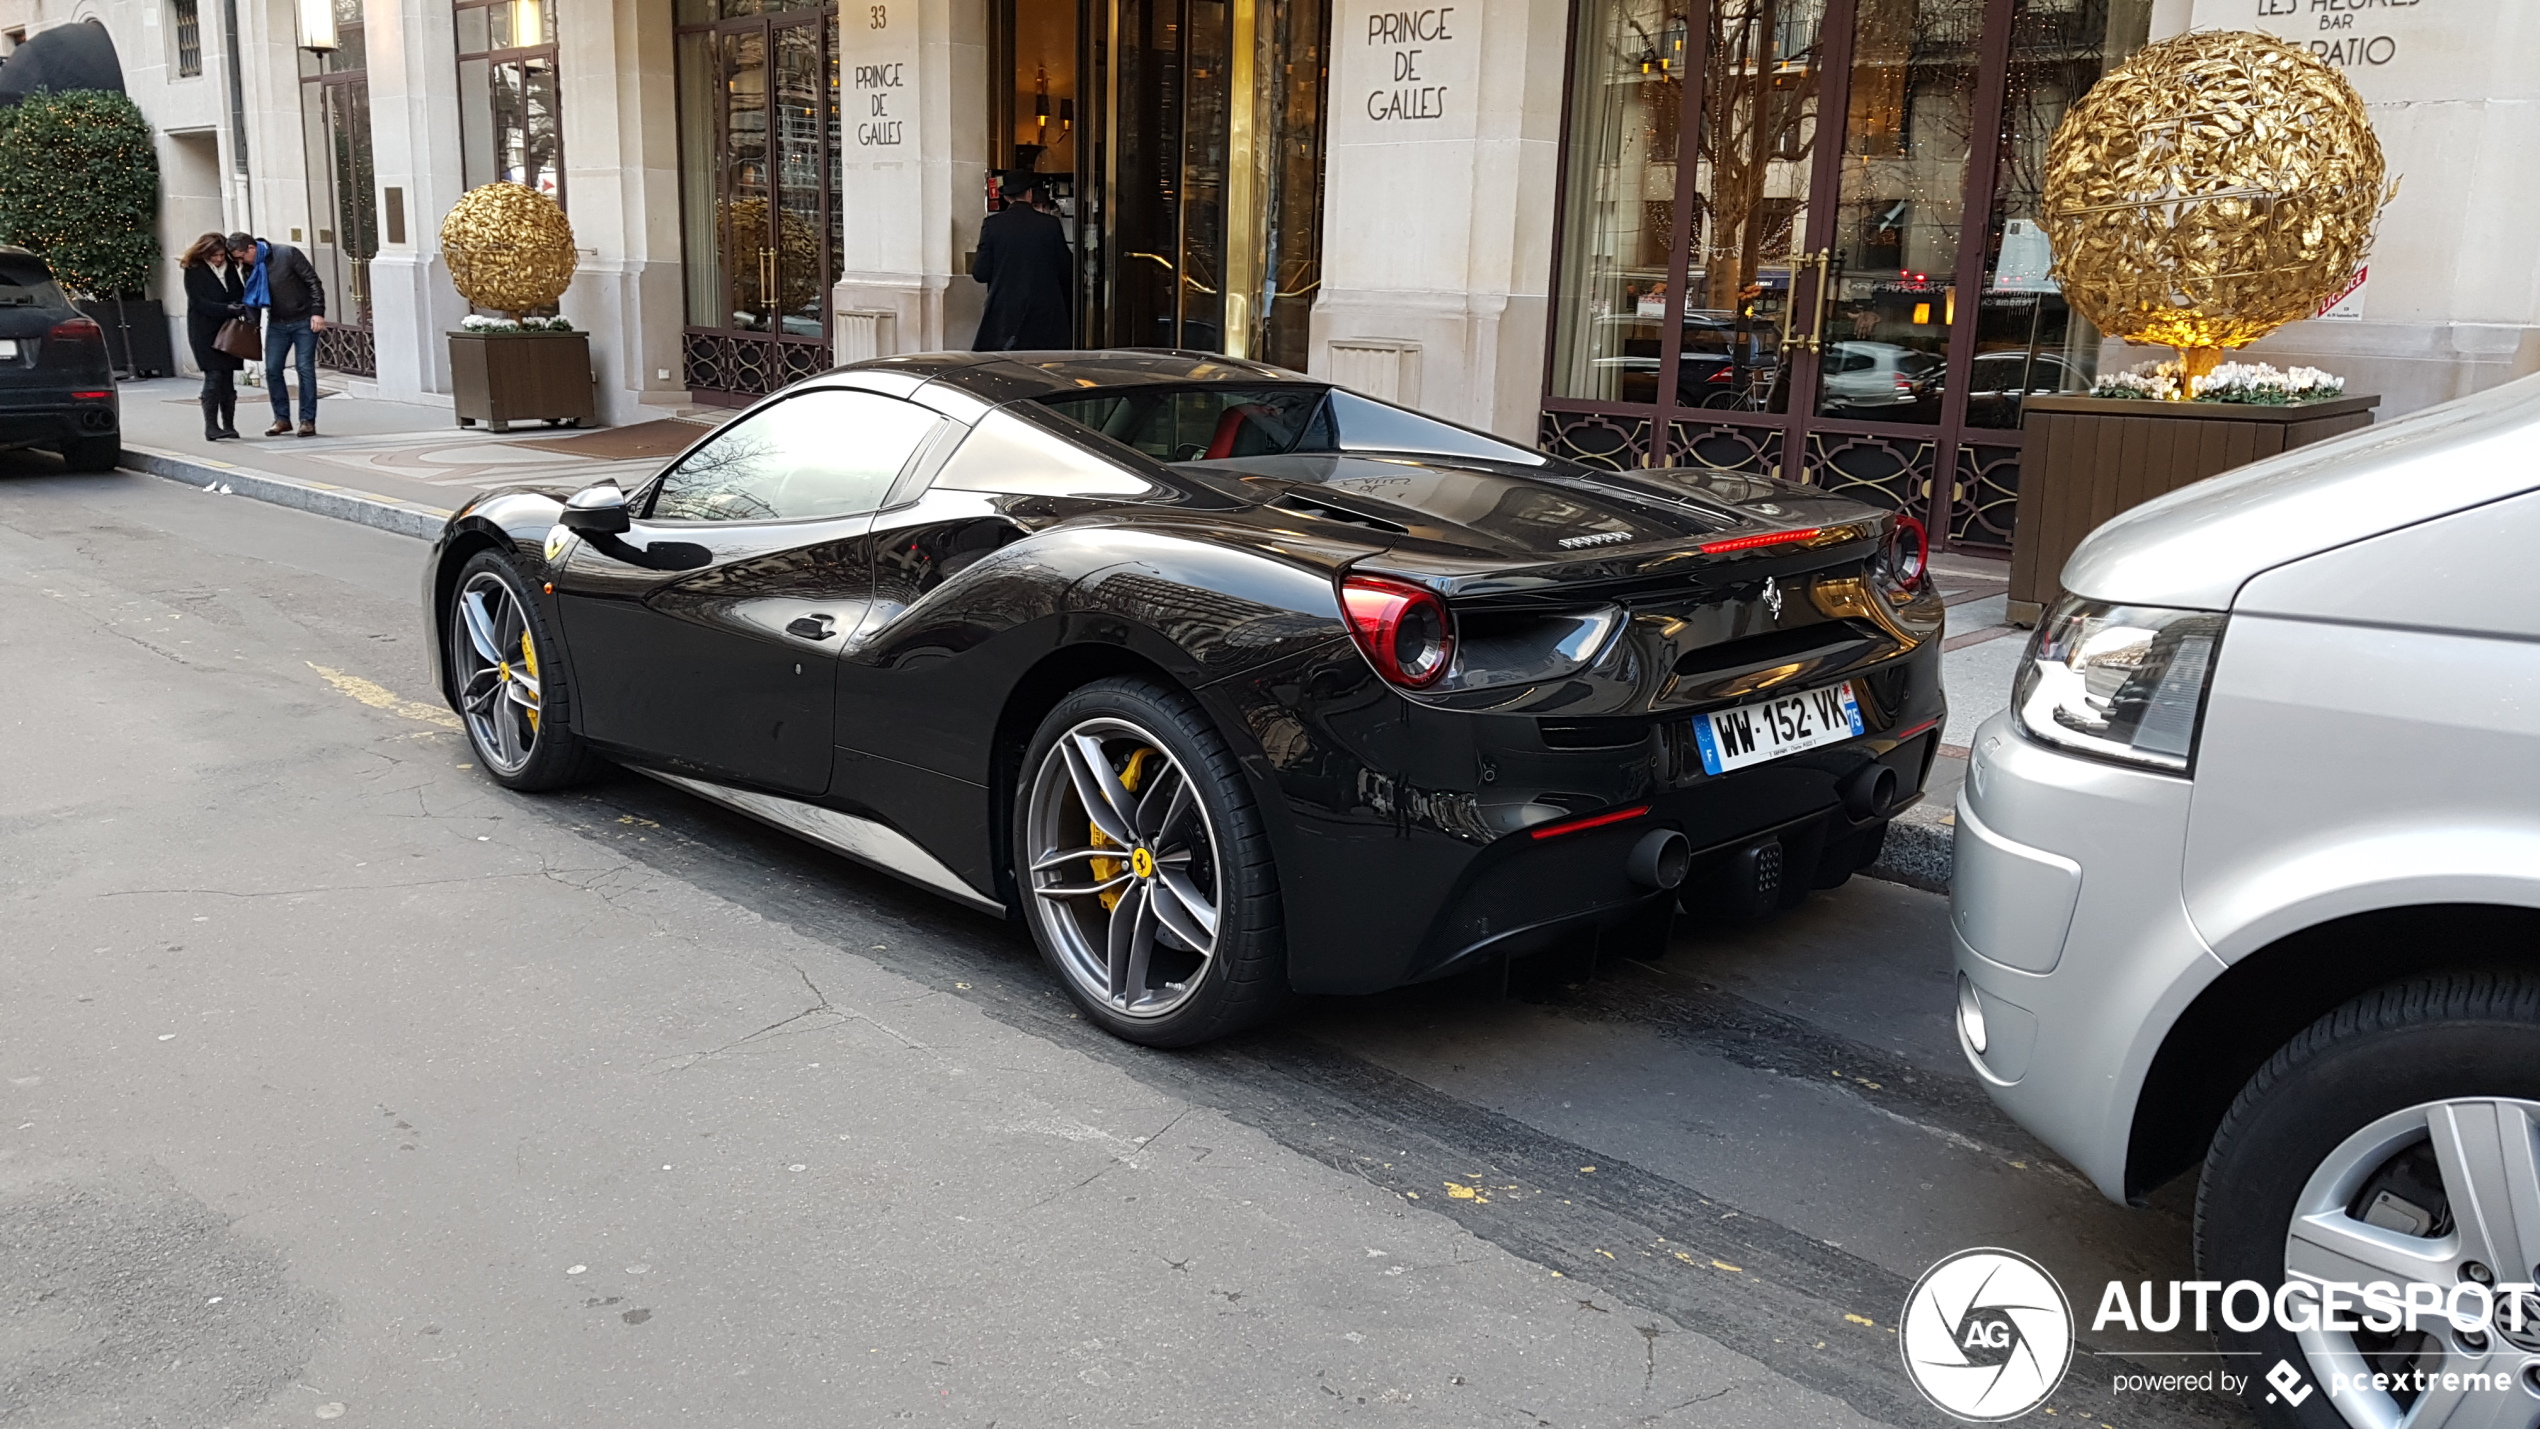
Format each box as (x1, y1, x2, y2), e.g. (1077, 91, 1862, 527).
(421, 490, 567, 706)
(2188, 825, 2540, 965)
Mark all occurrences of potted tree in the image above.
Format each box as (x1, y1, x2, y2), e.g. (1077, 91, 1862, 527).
(2008, 32, 2394, 623)
(441, 182, 593, 432)
(0, 88, 170, 377)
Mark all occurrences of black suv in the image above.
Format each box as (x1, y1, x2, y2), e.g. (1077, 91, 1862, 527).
(0, 246, 119, 471)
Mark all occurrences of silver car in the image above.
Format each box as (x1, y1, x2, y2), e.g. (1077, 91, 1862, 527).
(1952, 373, 2540, 1428)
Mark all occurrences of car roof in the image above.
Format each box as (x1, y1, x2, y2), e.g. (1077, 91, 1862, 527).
(835, 349, 1315, 404)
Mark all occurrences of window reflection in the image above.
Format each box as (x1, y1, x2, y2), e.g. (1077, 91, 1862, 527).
(1966, 0, 2153, 428)
(456, 0, 566, 206)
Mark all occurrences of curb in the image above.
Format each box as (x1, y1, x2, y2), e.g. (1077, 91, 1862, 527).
(1864, 812, 1952, 894)
(113, 439, 1962, 894)
(120, 442, 447, 541)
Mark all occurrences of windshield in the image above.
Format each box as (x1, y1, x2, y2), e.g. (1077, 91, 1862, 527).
(1036, 385, 1545, 467)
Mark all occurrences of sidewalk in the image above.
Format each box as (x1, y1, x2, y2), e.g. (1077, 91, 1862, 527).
(108, 381, 2012, 887)
(115, 376, 725, 532)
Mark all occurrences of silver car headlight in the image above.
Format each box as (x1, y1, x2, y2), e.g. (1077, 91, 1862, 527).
(2012, 598, 2225, 773)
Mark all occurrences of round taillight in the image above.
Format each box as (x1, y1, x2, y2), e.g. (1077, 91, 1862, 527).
(1881, 514, 1928, 597)
(1339, 575, 1455, 688)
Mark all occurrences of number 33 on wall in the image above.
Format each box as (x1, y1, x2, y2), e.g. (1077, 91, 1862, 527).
(869, 5, 886, 27)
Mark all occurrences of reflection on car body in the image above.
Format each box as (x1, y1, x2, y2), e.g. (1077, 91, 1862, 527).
(424, 350, 1945, 1046)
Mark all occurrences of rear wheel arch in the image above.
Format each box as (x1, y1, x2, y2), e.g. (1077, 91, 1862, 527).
(989, 643, 1207, 909)
(2125, 902, 2540, 1201)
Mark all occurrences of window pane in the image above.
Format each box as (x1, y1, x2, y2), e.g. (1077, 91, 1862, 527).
(653, 390, 945, 521)
(456, 4, 491, 55)
(1809, 0, 1975, 424)
(1680, 0, 1824, 416)
(458, 56, 494, 189)
(1549, 0, 1690, 404)
(1966, 0, 2155, 429)
(676, 31, 723, 326)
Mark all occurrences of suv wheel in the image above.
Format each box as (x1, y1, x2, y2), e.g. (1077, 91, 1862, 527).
(2199, 972, 2540, 1428)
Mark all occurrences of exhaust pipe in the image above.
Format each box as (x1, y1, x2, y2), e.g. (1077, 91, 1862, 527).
(1626, 828, 1692, 890)
(1837, 762, 1899, 821)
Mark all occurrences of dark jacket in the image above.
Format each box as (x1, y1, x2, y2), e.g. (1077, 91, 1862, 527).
(182, 260, 248, 372)
(972, 204, 1073, 352)
(257, 241, 326, 325)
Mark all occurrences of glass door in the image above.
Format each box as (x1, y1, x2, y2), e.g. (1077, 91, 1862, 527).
(677, 2, 841, 402)
(299, 0, 378, 377)
(1074, 0, 1328, 366)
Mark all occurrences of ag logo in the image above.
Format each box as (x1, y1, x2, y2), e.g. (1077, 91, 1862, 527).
(1900, 1248, 2073, 1421)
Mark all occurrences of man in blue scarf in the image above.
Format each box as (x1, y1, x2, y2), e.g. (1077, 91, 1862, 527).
(225, 232, 327, 437)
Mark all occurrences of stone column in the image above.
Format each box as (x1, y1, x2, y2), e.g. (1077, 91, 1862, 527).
(1309, 0, 1567, 440)
(833, 0, 989, 356)
(555, 0, 687, 421)
(362, 0, 466, 404)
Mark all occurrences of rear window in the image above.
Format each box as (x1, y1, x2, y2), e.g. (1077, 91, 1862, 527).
(1035, 385, 1542, 466)
(0, 261, 65, 309)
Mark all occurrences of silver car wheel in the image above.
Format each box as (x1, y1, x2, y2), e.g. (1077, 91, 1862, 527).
(449, 569, 543, 776)
(2285, 1097, 2540, 1429)
(1024, 717, 1222, 1019)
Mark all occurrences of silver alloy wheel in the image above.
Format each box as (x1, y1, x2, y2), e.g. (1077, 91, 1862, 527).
(449, 569, 543, 776)
(1024, 717, 1222, 1019)
(2285, 1097, 2540, 1429)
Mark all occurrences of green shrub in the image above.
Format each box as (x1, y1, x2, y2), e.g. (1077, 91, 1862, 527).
(0, 89, 159, 297)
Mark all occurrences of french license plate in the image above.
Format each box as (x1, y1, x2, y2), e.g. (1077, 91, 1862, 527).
(0, 339, 16, 360)
(1692, 681, 1864, 775)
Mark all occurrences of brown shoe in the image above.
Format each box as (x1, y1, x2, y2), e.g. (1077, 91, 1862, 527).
(297, 422, 317, 438)
(266, 420, 293, 436)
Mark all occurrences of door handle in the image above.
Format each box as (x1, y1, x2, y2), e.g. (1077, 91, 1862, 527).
(786, 613, 838, 640)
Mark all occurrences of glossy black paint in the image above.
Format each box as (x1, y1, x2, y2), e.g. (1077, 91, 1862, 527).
(424, 350, 1945, 996)
(0, 246, 118, 456)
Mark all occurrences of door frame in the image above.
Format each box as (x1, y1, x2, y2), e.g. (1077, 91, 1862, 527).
(677, 2, 843, 405)
(1540, 0, 2024, 551)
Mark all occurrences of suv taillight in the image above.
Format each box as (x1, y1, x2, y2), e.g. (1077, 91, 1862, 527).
(48, 317, 103, 343)
(1339, 574, 1454, 688)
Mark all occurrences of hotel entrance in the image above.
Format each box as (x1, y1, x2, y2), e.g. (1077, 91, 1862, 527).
(989, 0, 1330, 368)
(675, 0, 843, 402)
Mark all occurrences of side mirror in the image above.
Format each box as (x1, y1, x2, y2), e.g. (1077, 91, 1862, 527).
(559, 481, 631, 535)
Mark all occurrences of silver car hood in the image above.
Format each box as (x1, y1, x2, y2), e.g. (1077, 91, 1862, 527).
(2062, 371, 2540, 610)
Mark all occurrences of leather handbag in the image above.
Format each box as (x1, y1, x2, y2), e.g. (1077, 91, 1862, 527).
(213, 316, 261, 361)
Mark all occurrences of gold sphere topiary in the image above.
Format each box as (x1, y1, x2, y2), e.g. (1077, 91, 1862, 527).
(2042, 31, 2392, 388)
(440, 182, 577, 318)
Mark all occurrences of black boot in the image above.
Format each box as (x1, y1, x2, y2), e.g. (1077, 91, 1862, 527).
(202, 396, 225, 441)
(217, 390, 240, 439)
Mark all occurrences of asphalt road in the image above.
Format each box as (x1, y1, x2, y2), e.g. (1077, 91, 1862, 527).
(0, 463, 2251, 1428)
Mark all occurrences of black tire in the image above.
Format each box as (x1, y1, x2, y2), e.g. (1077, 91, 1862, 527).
(2198, 971, 2540, 1428)
(62, 436, 118, 472)
(445, 548, 604, 792)
(1013, 676, 1291, 1047)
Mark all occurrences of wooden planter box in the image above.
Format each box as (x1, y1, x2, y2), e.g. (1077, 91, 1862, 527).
(77, 297, 173, 378)
(449, 329, 596, 433)
(2007, 392, 2378, 624)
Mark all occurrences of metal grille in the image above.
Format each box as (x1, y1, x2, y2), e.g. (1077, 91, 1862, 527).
(173, 0, 201, 75)
(1800, 431, 1933, 516)
(1537, 409, 1654, 472)
(1951, 441, 2022, 549)
(315, 324, 375, 378)
(681, 332, 834, 401)
(1666, 420, 1782, 475)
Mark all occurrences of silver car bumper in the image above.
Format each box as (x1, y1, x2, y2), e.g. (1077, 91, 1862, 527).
(1950, 711, 2226, 1203)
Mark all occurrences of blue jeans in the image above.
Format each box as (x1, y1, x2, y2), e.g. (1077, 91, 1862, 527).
(265, 318, 319, 424)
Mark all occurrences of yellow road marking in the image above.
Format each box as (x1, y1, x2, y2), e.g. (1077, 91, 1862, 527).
(307, 663, 460, 730)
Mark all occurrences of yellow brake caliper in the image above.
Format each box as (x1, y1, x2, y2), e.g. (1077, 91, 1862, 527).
(519, 629, 541, 731)
(1087, 747, 1156, 910)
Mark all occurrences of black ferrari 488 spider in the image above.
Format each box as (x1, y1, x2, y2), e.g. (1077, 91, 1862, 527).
(426, 350, 1944, 1045)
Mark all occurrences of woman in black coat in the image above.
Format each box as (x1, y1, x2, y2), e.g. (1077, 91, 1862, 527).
(180, 232, 247, 440)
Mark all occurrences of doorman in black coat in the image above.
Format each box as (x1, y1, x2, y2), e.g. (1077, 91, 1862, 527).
(972, 173, 1074, 352)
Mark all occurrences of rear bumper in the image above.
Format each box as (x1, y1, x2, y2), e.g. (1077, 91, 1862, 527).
(1219, 636, 1945, 994)
(0, 393, 118, 447)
